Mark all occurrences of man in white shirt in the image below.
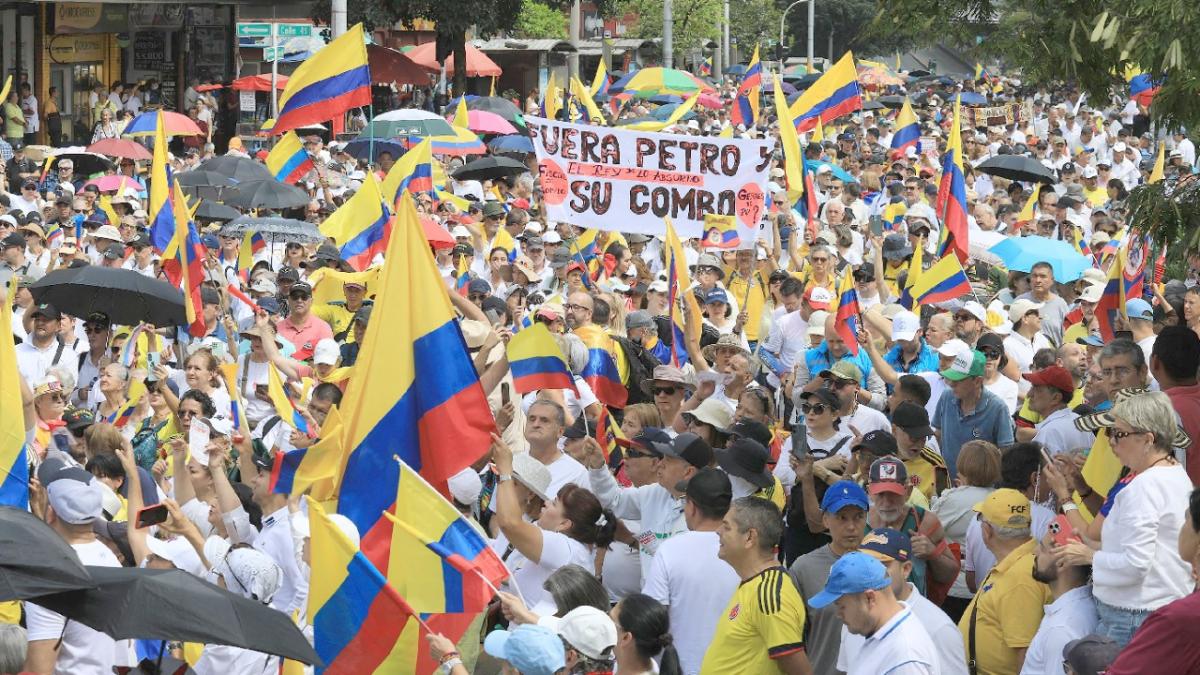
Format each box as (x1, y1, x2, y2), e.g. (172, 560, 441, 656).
(1003, 299, 1052, 376)
(811, 550, 938, 675)
(525, 400, 588, 497)
(25, 458, 126, 674)
(1174, 131, 1196, 168)
(642, 468, 740, 675)
(1125, 298, 1157, 364)
(838, 529, 968, 675)
(1024, 366, 1094, 456)
(1020, 518, 1098, 675)
(759, 277, 816, 388)
(15, 303, 78, 386)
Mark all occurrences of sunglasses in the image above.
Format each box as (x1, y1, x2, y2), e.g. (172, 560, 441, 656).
(43, 393, 66, 403)
(954, 313, 977, 322)
(980, 347, 1002, 359)
(467, 294, 488, 302)
(828, 378, 855, 389)
(653, 386, 678, 396)
(623, 448, 657, 460)
(1109, 428, 1148, 442)
(800, 403, 829, 414)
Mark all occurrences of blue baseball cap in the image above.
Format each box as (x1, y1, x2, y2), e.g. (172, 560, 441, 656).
(808, 551, 892, 609)
(1125, 298, 1153, 321)
(484, 624, 566, 675)
(859, 528, 912, 562)
(1075, 333, 1105, 347)
(704, 287, 729, 305)
(201, 233, 220, 249)
(820, 480, 870, 514)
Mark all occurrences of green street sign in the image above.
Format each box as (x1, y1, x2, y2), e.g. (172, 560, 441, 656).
(236, 23, 271, 38)
(263, 46, 285, 61)
(276, 23, 312, 37)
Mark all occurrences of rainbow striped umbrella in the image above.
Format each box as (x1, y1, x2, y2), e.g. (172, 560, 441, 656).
(122, 111, 203, 137)
(610, 67, 715, 97)
(401, 126, 487, 156)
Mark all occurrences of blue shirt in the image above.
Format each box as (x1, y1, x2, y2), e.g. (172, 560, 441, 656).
(932, 387, 1014, 478)
(882, 340, 940, 386)
(804, 341, 873, 388)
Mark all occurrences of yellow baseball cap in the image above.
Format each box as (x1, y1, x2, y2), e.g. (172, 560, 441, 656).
(973, 488, 1032, 529)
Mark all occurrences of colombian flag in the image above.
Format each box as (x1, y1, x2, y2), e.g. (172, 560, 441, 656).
(699, 57, 712, 77)
(702, 214, 740, 249)
(889, 99, 920, 160)
(935, 95, 969, 264)
(266, 131, 315, 184)
(335, 191, 494, 580)
(320, 174, 391, 271)
(0, 278, 27, 507)
(664, 217, 699, 369)
(380, 138, 434, 205)
(731, 46, 761, 128)
(273, 24, 371, 135)
(160, 182, 205, 337)
(898, 237, 924, 310)
(882, 199, 907, 232)
(911, 254, 971, 305)
(306, 496, 420, 674)
(491, 227, 518, 262)
(382, 460, 509, 614)
(507, 323, 577, 394)
(789, 52, 863, 133)
(591, 59, 610, 97)
(830, 266, 861, 355)
(574, 323, 627, 408)
(147, 111, 175, 254)
(266, 361, 313, 438)
(1096, 244, 1127, 342)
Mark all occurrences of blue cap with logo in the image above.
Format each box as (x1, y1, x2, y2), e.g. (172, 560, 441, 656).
(858, 528, 912, 562)
(819, 479, 870, 514)
(808, 551, 892, 609)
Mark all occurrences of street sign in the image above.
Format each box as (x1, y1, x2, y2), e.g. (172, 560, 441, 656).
(276, 23, 312, 37)
(263, 46, 285, 61)
(236, 23, 272, 38)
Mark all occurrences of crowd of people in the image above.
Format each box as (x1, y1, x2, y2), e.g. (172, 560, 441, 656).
(1, 56, 1199, 675)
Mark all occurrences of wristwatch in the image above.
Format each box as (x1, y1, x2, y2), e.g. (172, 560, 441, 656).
(498, 474, 513, 482)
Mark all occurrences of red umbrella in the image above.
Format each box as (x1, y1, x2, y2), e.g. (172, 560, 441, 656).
(194, 83, 224, 92)
(421, 216, 455, 249)
(86, 138, 152, 161)
(230, 74, 290, 92)
(367, 44, 435, 85)
(696, 94, 724, 110)
(406, 42, 502, 77)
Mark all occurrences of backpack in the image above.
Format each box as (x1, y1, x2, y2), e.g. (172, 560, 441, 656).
(131, 417, 168, 471)
(612, 334, 660, 406)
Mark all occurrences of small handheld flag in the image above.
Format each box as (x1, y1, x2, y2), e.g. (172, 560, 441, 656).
(702, 214, 740, 249)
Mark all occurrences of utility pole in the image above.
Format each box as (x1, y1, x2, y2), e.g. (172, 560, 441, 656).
(806, 0, 814, 71)
(663, 0, 673, 68)
(569, 0, 581, 79)
(331, 0, 346, 38)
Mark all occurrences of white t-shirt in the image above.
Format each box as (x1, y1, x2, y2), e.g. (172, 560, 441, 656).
(775, 429, 854, 493)
(842, 403, 892, 436)
(193, 645, 279, 675)
(543, 452, 589, 498)
(985, 375, 1019, 415)
(235, 356, 273, 426)
(26, 539, 128, 674)
(505, 529, 595, 616)
(641, 530, 739, 675)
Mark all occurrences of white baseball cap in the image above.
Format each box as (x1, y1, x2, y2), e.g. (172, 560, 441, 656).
(1008, 299, 1044, 324)
(450, 225, 471, 239)
(543, 231, 562, 245)
(960, 300, 988, 322)
(936, 338, 970, 358)
(891, 310, 920, 342)
(807, 310, 829, 337)
(313, 338, 341, 366)
(1078, 282, 1104, 304)
(448, 467, 483, 506)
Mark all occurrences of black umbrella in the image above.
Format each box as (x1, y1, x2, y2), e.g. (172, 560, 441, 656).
(975, 155, 1059, 184)
(50, 150, 115, 177)
(0, 506, 95, 602)
(28, 565, 320, 665)
(177, 170, 237, 188)
(220, 216, 325, 245)
(30, 267, 187, 327)
(193, 200, 241, 222)
(197, 155, 275, 183)
(861, 100, 885, 111)
(907, 69, 931, 78)
(222, 180, 310, 210)
(451, 156, 529, 181)
(876, 95, 907, 109)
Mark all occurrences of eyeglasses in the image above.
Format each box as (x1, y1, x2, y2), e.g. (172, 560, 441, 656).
(800, 403, 829, 414)
(828, 378, 855, 389)
(44, 393, 66, 404)
(653, 386, 678, 396)
(562, 303, 588, 312)
(1101, 366, 1135, 379)
(289, 292, 311, 301)
(954, 313, 977, 322)
(1109, 428, 1149, 442)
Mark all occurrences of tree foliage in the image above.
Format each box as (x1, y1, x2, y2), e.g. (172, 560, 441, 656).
(512, 0, 569, 39)
(872, 0, 1200, 131)
(621, 0, 722, 64)
(785, 0, 914, 61)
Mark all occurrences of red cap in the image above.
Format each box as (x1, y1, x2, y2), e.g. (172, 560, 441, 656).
(510, 198, 530, 210)
(255, 150, 269, 160)
(566, 261, 588, 275)
(1022, 365, 1075, 398)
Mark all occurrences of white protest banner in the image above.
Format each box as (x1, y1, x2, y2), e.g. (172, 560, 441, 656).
(527, 116, 774, 241)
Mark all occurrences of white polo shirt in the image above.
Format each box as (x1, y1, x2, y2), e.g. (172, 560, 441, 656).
(838, 603, 937, 675)
(840, 588, 968, 675)
(1033, 407, 1095, 456)
(1019, 586, 1098, 675)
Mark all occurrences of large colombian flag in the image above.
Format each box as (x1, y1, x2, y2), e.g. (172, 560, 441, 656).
(889, 99, 920, 160)
(789, 52, 863, 133)
(306, 496, 420, 675)
(319, 173, 392, 271)
(910, 254, 971, 306)
(0, 278, 27, 508)
(266, 130, 315, 184)
(147, 110, 175, 254)
(830, 266, 862, 355)
(160, 182, 206, 337)
(731, 46, 761, 128)
(273, 24, 371, 135)
(380, 138, 435, 205)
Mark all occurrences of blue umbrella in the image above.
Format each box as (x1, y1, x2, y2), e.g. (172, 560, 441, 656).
(487, 135, 535, 154)
(804, 160, 857, 183)
(988, 235, 1092, 282)
(958, 92, 988, 106)
(648, 94, 683, 105)
(726, 64, 748, 76)
(342, 138, 406, 163)
(651, 103, 696, 121)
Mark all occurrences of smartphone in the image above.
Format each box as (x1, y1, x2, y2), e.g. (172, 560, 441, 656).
(135, 504, 169, 529)
(53, 433, 72, 454)
(484, 308, 503, 327)
(1039, 446, 1055, 468)
(501, 383, 511, 406)
(869, 216, 884, 237)
(146, 352, 160, 382)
